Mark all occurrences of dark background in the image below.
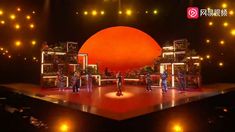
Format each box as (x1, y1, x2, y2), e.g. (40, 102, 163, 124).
(0, 0, 234, 84)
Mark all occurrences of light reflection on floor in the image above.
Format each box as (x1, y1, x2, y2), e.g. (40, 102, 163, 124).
(105, 92, 134, 99)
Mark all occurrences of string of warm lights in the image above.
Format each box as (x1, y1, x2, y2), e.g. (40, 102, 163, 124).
(76, 9, 158, 16)
(0, 46, 39, 62)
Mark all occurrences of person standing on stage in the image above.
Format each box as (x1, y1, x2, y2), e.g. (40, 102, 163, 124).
(145, 72, 152, 91)
(57, 69, 65, 91)
(72, 71, 80, 93)
(86, 73, 93, 92)
(161, 70, 168, 93)
(177, 70, 186, 92)
(116, 72, 123, 96)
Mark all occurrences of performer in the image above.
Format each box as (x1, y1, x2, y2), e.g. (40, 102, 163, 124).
(145, 72, 152, 91)
(57, 70, 65, 91)
(72, 71, 80, 93)
(161, 70, 168, 93)
(177, 70, 185, 92)
(86, 73, 93, 92)
(116, 72, 123, 96)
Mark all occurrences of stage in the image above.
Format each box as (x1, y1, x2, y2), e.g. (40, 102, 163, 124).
(0, 83, 235, 120)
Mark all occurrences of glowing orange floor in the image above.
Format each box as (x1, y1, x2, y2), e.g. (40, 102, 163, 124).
(1, 83, 235, 120)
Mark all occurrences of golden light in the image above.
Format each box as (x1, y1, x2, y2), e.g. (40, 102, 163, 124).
(219, 62, 224, 67)
(105, 92, 134, 99)
(10, 14, 16, 20)
(31, 40, 36, 45)
(173, 124, 183, 132)
(59, 123, 69, 132)
(26, 15, 31, 20)
(100, 10, 105, 15)
(15, 24, 20, 29)
(17, 7, 21, 12)
(223, 22, 228, 27)
(0, 10, 3, 15)
(222, 3, 227, 8)
(231, 29, 235, 36)
(8, 55, 12, 59)
(208, 21, 213, 26)
(200, 57, 204, 61)
(32, 11, 36, 14)
(145, 11, 149, 14)
(1, 20, 5, 24)
(15, 41, 21, 47)
(153, 9, 158, 14)
(118, 11, 122, 15)
(30, 23, 35, 29)
(229, 10, 234, 16)
(206, 55, 210, 59)
(223, 108, 228, 112)
(5, 50, 8, 53)
(126, 9, 132, 16)
(33, 57, 36, 60)
(206, 39, 210, 43)
(0, 48, 3, 50)
(84, 11, 88, 15)
(91, 10, 97, 16)
(220, 40, 225, 45)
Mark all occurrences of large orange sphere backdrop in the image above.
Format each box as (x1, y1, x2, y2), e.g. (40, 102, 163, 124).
(79, 26, 162, 72)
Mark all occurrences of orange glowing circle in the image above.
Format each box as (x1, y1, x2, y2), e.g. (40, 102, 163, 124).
(79, 26, 162, 72)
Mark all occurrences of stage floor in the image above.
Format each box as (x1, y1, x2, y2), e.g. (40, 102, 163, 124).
(1, 83, 235, 120)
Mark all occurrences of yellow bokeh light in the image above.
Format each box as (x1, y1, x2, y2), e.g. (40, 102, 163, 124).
(209, 21, 213, 26)
(8, 55, 12, 59)
(15, 24, 20, 29)
(200, 57, 204, 61)
(222, 3, 227, 8)
(153, 9, 158, 14)
(206, 55, 210, 59)
(229, 10, 234, 16)
(32, 11, 36, 14)
(118, 11, 122, 15)
(59, 123, 69, 132)
(100, 10, 105, 15)
(220, 40, 225, 45)
(31, 40, 36, 45)
(17, 7, 21, 12)
(126, 9, 132, 16)
(10, 14, 16, 20)
(84, 11, 88, 15)
(15, 41, 21, 47)
(206, 39, 210, 43)
(145, 11, 149, 14)
(219, 62, 224, 67)
(0, 48, 3, 50)
(92, 10, 97, 16)
(30, 23, 35, 29)
(223, 22, 228, 27)
(33, 57, 36, 60)
(0, 10, 3, 15)
(1, 20, 5, 24)
(26, 15, 31, 20)
(231, 29, 235, 36)
(173, 124, 183, 132)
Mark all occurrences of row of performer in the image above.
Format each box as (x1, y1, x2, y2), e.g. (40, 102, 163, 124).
(56, 70, 187, 96)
